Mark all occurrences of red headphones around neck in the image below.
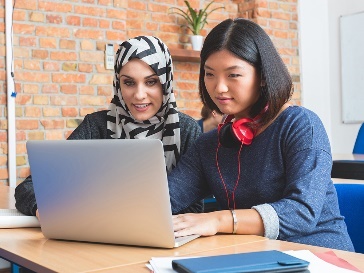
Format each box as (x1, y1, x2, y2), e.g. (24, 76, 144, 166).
(215, 105, 268, 209)
(217, 104, 268, 148)
(217, 115, 255, 148)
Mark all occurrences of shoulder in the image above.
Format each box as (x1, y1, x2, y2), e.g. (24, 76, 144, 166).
(68, 110, 108, 140)
(178, 112, 200, 128)
(178, 111, 202, 134)
(275, 106, 329, 151)
(177, 111, 202, 154)
(82, 110, 109, 127)
(278, 106, 325, 132)
(85, 110, 108, 120)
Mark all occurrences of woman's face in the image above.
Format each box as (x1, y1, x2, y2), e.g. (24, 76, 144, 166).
(119, 59, 163, 121)
(204, 49, 261, 120)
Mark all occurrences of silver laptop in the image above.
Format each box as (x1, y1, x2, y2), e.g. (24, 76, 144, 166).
(27, 139, 199, 248)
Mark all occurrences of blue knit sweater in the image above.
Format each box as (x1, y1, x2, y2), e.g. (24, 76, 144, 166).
(168, 106, 354, 251)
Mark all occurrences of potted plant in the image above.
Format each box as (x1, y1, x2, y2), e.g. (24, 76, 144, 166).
(169, 0, 224, 50)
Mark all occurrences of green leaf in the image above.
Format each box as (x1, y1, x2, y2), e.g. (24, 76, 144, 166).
(169, 0, 225, 35)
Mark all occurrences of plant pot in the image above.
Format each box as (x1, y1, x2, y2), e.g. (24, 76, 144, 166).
(190, 35, 203, 51)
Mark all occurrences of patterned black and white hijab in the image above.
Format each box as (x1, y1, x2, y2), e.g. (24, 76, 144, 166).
(107, 36, 180, 172)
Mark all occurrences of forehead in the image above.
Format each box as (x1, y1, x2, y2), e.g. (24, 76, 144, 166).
(119, 58, 155, 76)
(205, 49, 254, 70)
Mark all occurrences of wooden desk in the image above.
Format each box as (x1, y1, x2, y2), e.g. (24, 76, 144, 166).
(332, 177, 364, 184)
(117, 239, 364, 273)
(0, 185, 266, 272)
(0, 230, 266, 273)
(2, 185, 363, 273)
(333, 153, 364, 161)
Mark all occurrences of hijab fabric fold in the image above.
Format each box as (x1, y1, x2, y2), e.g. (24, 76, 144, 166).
(107, 36, 180, 172)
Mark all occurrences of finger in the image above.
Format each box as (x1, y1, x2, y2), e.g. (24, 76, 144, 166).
(174, 226, 195, 238)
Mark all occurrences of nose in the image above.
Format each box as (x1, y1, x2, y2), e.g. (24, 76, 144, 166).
(134, 84, 146, 100)
(215, 78, 228, 94)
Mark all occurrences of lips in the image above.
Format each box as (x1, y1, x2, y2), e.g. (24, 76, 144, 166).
(133, 103, 151, 111)
(134, 103, 150, 108)
(216, 97, 233, 105)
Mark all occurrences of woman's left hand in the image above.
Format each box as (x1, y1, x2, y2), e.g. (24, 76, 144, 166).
(172, 212, 220, 237)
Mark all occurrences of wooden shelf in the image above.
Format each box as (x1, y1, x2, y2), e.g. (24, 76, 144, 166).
(169, 48, 200, 62)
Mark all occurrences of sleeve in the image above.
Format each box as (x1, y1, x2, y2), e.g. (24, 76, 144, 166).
(269, 114, 333, 240)
(14, 175, 38, 216)
(168, 140, 210, 214)
(179, 112, 202, 155)
(175, 113, 204, 214)
(67, 114, 93, 140)
(14, 115, 94, 216)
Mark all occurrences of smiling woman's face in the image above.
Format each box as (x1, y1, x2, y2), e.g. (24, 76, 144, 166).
(119, 59, 163, 121)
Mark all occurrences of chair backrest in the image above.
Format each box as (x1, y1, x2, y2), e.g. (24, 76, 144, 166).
(334, 183, 364, 253)
(353, 124, 364, 154)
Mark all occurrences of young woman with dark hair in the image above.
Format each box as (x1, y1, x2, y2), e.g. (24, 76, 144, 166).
(168, 18, 354, 251)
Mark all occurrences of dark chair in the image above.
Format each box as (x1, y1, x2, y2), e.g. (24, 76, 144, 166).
(331, 160, 364, 180)
(353, 123, 364, 154)
(334, 183, 364, 253)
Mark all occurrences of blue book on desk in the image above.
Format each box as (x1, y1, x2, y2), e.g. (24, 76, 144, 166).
(172, 250, 309, 273)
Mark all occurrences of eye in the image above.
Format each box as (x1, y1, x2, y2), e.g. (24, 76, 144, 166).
(123, 80, 134, 86)
(146, 79, 158, 86)
(205, 72, 214, 77)
(229, 73, 242, 78)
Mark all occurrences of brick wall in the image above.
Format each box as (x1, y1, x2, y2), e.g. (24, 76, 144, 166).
(0, 0, 299, 185)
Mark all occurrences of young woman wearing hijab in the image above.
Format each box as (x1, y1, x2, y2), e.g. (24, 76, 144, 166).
(168, 18, 354, 251)
(15, 36, 203, 216)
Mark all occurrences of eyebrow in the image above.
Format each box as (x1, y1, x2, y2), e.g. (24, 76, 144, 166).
(119, 73, 158, 79)
(204, 65, 246, 71)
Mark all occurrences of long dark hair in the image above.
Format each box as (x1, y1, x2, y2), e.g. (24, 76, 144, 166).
(199, 18, 293, 127)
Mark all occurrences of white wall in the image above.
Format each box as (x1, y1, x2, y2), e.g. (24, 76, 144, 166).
(0, 259, 10, 270)
(298, 0, 364, 153)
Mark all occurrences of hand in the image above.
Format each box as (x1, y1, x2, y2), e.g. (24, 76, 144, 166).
(173, 212, 220, 237)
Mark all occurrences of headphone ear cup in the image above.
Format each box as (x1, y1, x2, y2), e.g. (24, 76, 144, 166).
(218, 123, 242, 148)
(231, 118, 254, 145)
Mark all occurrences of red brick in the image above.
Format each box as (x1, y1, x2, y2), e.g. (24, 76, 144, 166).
(44, 62, 60, 71)
(66, 16, 81, 26)
(62, 107, 78, 117)
(24, 60, 41, 70)
(61, 85, 78, 94)
(19, 37, 37, 47)
(52, 74, 86, 83)
(43, 107, 61, 117)
(46, 131, 64, 140)
(38, 2, 72, 12)
(50, 52, 77, 61)
(40, 119, 65, 129)
(39, 38, 57, 49)
(16, 120, 39, 130)
(74, 6, 105, 17)
(83, 18, 98, 27)
(25, 107, 41, 117)
(36, 26, 70, 38)
(46, 15, 63, 24)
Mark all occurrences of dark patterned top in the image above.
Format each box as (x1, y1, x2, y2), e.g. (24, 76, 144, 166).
(15, 110, 202, 216)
